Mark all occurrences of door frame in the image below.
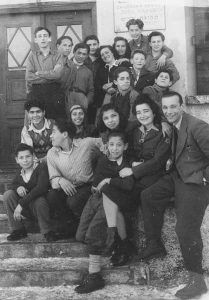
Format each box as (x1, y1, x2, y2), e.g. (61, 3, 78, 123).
(0, 1, 97, 35)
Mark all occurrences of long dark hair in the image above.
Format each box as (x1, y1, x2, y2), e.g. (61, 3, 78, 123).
(97, 103, 127, 133)
(112, 36, 131, 59)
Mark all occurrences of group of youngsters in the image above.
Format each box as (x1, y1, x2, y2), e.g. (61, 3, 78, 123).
(3, 18, 209, 299)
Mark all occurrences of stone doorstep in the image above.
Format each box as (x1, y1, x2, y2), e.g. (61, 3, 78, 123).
(0, 284, 187, 300)
(0, 256, 184, 288)
(0, 234, 88, 259)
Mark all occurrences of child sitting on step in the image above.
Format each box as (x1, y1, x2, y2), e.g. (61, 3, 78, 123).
(3, 143, 57, 242)
(75, 131, 135, 294)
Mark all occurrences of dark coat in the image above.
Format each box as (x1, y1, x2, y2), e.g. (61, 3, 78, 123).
(174, 112, 209, 184)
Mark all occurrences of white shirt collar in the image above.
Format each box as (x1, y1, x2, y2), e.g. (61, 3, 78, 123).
(28, 118, 50, 133)
(108, 155, 123, 166)
(139, 124, 159, 133)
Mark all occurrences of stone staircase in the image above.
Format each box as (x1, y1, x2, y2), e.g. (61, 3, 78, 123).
(0, 170, 208, 299)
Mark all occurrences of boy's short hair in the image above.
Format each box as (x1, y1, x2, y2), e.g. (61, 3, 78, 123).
(131, 49, 146, 59)
(113, 66, 131, 81)
(83, 35, 99, 44)
(155, 68, 173, 82)
(34, 26, 51, 37)
(24, 94, 45, 112)
(107, 130, 127, 144)
(54, 118, 76, 139)
(126, 18, 144, 30)
(73, 42, 90, 54)
(148, 31, 165, 43)
(56, 35, 73, 46)
(162, 91, 183, 105)
(15, 143, 34, 157)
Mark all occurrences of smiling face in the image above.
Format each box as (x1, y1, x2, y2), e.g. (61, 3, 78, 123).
(135, 103, 154, 129)
(50, 125, 66, 147)
(107, 136, 127, 160)
(71, 108, 85, 127)
(57, 38, 73, 57)
(35, 29, 51, 49)
(102, 109, 120, 130)
(16, 150, 34, 170)
(86, 39, 99, 56)
(74, 48, 88, 64)
(115, 40, 127, 57)
(114, 71, 131, 92)
(155, 72, 172, 88)
(162, 95, 183, 125)
(28, 107, 45, 128)
(149, 35, 164, 53)
(100, 47, 115, 64)
(128, 24, 142, 40)
(131, 53, 146, 70)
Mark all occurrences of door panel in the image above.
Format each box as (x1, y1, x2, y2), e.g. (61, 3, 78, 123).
(0, 14, 41, 166)
(0, 9, 94, 166)
(45, 10, 93, 57)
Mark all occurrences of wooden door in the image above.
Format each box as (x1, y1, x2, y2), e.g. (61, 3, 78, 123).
(45, 10, 94, 56)
(0, 14, 41, 167)
(0, 8, 95, 167)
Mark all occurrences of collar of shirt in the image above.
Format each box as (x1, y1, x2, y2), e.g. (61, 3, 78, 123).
(28, 118, 50, 133)
(73, 57, 84, 68)
(20, 161, 39, 181)
(174, 115, 183, 131)
(139, 124, 159, 134)
(116, 86, 132, 96)
(105, 60, 117, 70)
(36, 49, 56, 56)
(108, 155, 123, 166)
(54, 139, 79, 155)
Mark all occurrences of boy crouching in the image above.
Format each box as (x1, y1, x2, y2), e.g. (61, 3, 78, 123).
(3, 143, 57, 242)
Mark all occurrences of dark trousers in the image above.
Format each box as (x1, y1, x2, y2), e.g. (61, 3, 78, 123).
(4, 190, 51, 234)
(47, 183, 92, 219)
(76, 192, 107, 254)
(141, 170, 209, 274)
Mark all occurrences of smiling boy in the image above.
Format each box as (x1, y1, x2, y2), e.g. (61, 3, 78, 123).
(110, 67, 138, 122)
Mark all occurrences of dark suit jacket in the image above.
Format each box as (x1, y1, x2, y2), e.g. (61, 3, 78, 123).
(175, 112, 209, 184)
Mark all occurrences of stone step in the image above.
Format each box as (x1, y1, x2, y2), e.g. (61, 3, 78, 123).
(0, 171, 15, 194)
(0, 234, 88, 259)
(0, 214, 9, 233)
(0, 284, 189, 300)
(0, 195, 5, 214)
(0, 256, 187, 288)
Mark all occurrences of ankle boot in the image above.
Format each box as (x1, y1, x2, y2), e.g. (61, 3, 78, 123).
(111, 238, 135, 267)
(175, 272, 207, 299)
(75, 272, 105, 294)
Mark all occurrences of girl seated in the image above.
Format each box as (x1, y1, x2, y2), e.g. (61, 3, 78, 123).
(75, 131, 134, 294)
(69, 105, 97, 139)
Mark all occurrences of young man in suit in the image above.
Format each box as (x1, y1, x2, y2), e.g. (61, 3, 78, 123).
(140, 91, 209, 299)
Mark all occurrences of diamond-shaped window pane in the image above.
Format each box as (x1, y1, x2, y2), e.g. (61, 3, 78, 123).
(7, 27, 31, 68)
(57, 26, 67, 38)
(7, 28, 17, 43)
(8, 52, 18, 68)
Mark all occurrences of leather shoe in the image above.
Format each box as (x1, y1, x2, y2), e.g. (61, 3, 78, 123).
(175, 272, 207, 299)
(7, 229, 27, 241)
(75, 272, 105, 293)
(44, 231, 58, 242)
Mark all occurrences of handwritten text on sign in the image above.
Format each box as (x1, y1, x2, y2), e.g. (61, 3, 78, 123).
(114, 0, 165, 32)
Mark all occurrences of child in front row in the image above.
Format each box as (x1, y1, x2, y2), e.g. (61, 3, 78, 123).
(75, 131, 135, 294)
(3, 143, 57, 242)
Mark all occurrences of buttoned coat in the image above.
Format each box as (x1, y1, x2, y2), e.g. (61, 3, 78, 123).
(174, 112, 209, 184)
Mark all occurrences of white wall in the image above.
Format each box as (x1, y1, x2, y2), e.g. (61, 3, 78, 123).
(0, 0, 202, 97)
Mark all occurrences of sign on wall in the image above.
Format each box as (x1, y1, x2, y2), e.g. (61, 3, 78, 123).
(114, 0, 165, 32)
